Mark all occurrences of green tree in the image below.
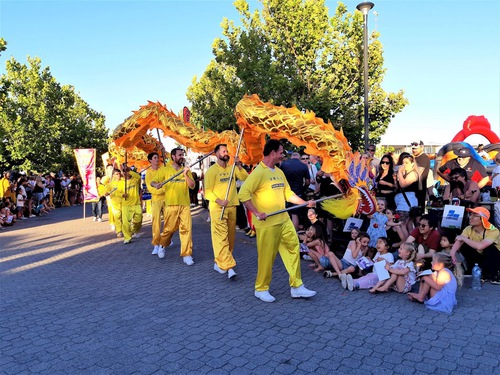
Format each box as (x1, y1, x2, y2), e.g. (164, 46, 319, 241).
(0, 55, 109, 173)
(187, 0, 408, 151)
(0, 38, 6, 57)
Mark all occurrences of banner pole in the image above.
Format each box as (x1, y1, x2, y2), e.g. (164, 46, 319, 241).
(220, 128, 245, 220)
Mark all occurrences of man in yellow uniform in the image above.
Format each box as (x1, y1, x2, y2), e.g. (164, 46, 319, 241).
(151, 148, 195, 266)
(105, 169, 123, 238)
(238, 139, 316, 302)
(120, 166, 143, 244)
(204, 144, 248, 279)
(0, 171, 13, 200)
(145, 152, 167, 255)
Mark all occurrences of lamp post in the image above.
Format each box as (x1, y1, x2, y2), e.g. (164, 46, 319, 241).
(356, 2, 374, 151)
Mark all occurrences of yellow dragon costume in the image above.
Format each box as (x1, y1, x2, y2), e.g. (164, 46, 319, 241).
(110, 94, 376, 218)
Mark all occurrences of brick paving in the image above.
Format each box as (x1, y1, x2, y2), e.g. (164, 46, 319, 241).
(1, 205, 499, 374)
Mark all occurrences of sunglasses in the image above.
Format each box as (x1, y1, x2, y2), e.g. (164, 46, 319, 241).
(418, 223, 428, 228)
(301, 157, 309, 160)
(380, 161, 390, 165)
(368, 149, 375, 152)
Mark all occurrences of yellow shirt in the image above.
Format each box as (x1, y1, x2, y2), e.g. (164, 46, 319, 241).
(153, 164, 193, 206)
(204, 163, 248, 207)
(0, 177, 11, 199)
(461, 226, 500, 252)
(105, 179, 123, 204)
(145, 166, 167, 202)
(120, 171, 141, 206)
(238, 162, 295, 228)
(97, 184, 107, 198)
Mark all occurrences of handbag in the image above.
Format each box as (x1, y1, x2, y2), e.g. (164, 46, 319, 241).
(401, 189, 422, 218)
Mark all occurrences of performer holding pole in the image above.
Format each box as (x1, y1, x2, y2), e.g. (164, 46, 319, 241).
(204, 142, 248, 279)
(151, 148, 196, 266)
(145, 152, 167, 254)
(238, 139, 317, 302)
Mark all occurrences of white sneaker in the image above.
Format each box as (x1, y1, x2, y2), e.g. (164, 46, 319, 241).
(346, 274, 354, 291)
(132, 232, 141, 238)
(157, 246, 165, 259)
(214, 263, 227, 274)
(183, 256, 194, 266)
(254, 290, 275, 302)
(97, 218, 102, 222)
(92, 217, 97, 222)
(290, 285, 316, 298)
(124, 239, 131, 244)
(228, 269, 237, 279)
(340, 274, 347, 289)
(152, 245, 159, 255)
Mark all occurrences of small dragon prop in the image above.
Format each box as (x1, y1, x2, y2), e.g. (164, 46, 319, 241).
(110, 94, 376, 218)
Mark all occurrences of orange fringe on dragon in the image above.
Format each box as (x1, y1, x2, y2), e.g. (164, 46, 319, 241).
(110, 94, 377, 218)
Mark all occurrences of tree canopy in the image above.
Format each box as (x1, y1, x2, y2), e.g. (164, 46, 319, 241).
(0, 46, 109, 173)
(187, 0, 408, 151)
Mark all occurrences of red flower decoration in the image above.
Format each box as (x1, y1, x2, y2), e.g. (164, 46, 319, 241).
(395, 214, 400, 219)
(373, 223, 378, 228)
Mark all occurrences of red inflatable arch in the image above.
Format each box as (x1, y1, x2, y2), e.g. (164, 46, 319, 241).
(452, 115, 500, 143)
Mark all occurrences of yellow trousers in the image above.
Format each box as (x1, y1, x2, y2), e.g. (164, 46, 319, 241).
(150, 198, 165, 246)
(160, 205, 192, 257)
(111, 202, 122, 234)
(106, 196, 115, 226)
(209, 205, 237, 271)
(122, 204, 143, 241)
(255, 219, 303, 291)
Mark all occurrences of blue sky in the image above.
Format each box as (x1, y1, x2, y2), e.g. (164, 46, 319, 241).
(1, 0, 499, 147)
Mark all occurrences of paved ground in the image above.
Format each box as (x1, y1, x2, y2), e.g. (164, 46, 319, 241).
(1, 205, 499, 375)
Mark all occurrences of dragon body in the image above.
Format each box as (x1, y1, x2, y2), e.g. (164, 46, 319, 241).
(110, 94, 376, 218)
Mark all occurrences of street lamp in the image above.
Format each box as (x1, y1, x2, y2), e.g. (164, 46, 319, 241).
(356, 2, 374, 151)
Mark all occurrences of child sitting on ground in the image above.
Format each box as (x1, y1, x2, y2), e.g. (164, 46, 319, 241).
(304, 224, 331, 272)
(408, 252, 458, 314)
(344, 237, 395, 291)
(324, 232, 370, 283)
(0, 206, 15, 227)
(35, 197, 51, 216)
(439, 231, 464, 288)
(371, 242, 417, 293)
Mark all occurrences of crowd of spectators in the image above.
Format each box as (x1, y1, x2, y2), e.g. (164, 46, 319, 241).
(224, 141, 499, 313)
(0, 170, 85, 231)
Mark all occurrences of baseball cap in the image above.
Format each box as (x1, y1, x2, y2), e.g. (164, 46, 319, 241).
(454, 147, 472, 158)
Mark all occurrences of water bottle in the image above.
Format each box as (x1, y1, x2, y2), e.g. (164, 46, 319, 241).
(472, 264, 482, 291)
